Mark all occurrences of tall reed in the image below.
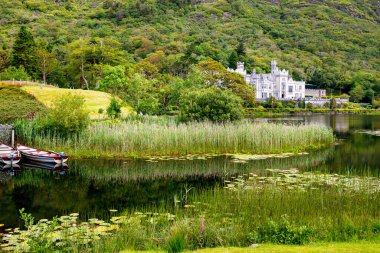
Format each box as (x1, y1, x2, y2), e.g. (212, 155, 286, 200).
(16, 121, 334, 157)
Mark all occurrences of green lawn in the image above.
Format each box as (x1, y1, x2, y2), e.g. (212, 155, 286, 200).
(21, 84, 132, 119)
(121, 242, 380, 253)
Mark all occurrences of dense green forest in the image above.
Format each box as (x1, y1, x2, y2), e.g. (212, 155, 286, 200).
(0, 0, 379, 110)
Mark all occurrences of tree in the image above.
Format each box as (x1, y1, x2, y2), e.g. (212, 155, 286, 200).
(196, 59, 256, 106)
(99, 65, 128, 93)
(36, 41, 59, 84)
(330, 98, 337, 109)
(179, 86, 244, 122)
(228, 51, 238, 69)
(0, 47, 10, 72)
(0, 66, 30, 80)
(106, 97, 122, 119)
(11, 26, 38, 78)
(349, 85, 365, 103)
(236, 40, 246, 57)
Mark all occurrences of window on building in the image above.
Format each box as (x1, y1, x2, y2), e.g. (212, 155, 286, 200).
(288, 86, 293, 93)
(263, 92, 267, 98)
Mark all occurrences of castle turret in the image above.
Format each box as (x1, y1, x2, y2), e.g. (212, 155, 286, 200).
(271, 61, 277, 73)
(235, 62, 246, 75)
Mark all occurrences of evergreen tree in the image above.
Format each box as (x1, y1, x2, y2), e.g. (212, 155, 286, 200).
(236, 40, 246, 57)
(228, 51, 238, 69)
(11, 26, 38, 79)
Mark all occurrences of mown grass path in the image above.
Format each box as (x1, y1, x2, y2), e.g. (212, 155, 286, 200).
(121, 242, 380, 253)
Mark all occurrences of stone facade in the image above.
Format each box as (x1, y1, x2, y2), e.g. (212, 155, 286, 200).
(228, 61, 306, 100)
(305, 89, 327, 98)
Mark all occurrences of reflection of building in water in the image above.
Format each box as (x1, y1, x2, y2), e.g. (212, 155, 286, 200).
(299, 115, 350, 133)
(331, 115, 350, 133)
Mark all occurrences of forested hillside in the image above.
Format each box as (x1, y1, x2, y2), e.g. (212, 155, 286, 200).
(0, 0, 379, 108)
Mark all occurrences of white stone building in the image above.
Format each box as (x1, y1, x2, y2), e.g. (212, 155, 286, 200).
(228, 61, 306, 100)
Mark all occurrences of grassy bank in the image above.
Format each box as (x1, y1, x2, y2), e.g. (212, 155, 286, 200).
(245, 108, 380, 117)
(0, 84, 46, 123)
(15, 122, 334, 158)
(121, 243, 380, 253)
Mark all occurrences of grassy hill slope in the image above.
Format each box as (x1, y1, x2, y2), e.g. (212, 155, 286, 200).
(21, 85, 132, 119)
(0, 83, 131, 123)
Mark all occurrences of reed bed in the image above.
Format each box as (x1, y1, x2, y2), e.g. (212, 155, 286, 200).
(16, 121, 334, 157)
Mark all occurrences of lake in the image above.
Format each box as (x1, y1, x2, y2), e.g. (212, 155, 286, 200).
(0, 114, 379, 229)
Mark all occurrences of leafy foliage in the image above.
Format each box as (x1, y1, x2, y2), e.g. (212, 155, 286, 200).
(11, 26, 38, 78)
(0, 0, 379, 107)
(106, 97, 122, 119)
(0, 66, 30, 81)
(39, 93, 90, 135)
(179, 86, 244, 122)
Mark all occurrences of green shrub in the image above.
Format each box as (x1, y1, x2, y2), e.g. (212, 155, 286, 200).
(136, 95, 160, 115)
(179, 86, 243, 122)
(306, 102, 313, 110)
(107, 97, 122, 119)
(0, 66, 31, 81)
(254, 215, 313, 245)
(372, 100, 380, 109)
(36, 93, 90, 135)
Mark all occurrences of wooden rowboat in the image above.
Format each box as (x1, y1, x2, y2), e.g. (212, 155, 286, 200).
(17, 145, 69, 164)
(0, 144, 21, 165)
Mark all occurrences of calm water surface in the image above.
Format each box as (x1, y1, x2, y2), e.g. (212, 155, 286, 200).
(0, 115, 379, 228)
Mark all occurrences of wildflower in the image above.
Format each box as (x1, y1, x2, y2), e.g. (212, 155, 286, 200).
(200, 217, 205, 234)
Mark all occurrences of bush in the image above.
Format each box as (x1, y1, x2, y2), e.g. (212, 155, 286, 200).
(136, 95, 160, 115)
(0, 66, 31, 80)
(179, 87, 244, 122)
(253, 215, 313, 245)
(107, 97, 122, 119)
(38, 93, 90, 135)
(372, 100, 380, 109)
(306, 102, 313, 110)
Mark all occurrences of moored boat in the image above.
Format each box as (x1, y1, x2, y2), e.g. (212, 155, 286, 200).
(0, 144, 21, 165)
(17, 145, 69, 164)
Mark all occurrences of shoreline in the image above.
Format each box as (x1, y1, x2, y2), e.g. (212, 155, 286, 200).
(245, 108, 380, 117)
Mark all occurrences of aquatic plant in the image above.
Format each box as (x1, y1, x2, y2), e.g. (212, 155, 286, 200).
(15, 121, 334, 158)
(224, 169, 380, 193)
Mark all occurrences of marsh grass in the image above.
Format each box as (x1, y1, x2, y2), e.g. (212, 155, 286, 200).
(16, 121, 334, 158)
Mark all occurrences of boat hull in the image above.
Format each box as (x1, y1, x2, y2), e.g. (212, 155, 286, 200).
(0, 157, 21, 165)
(20, 152, 68, 164)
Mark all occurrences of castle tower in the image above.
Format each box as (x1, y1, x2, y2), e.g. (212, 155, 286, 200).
(271, 61, 277, 73)
(235, 62, 246, 75)
(237, 62, 245, 71)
